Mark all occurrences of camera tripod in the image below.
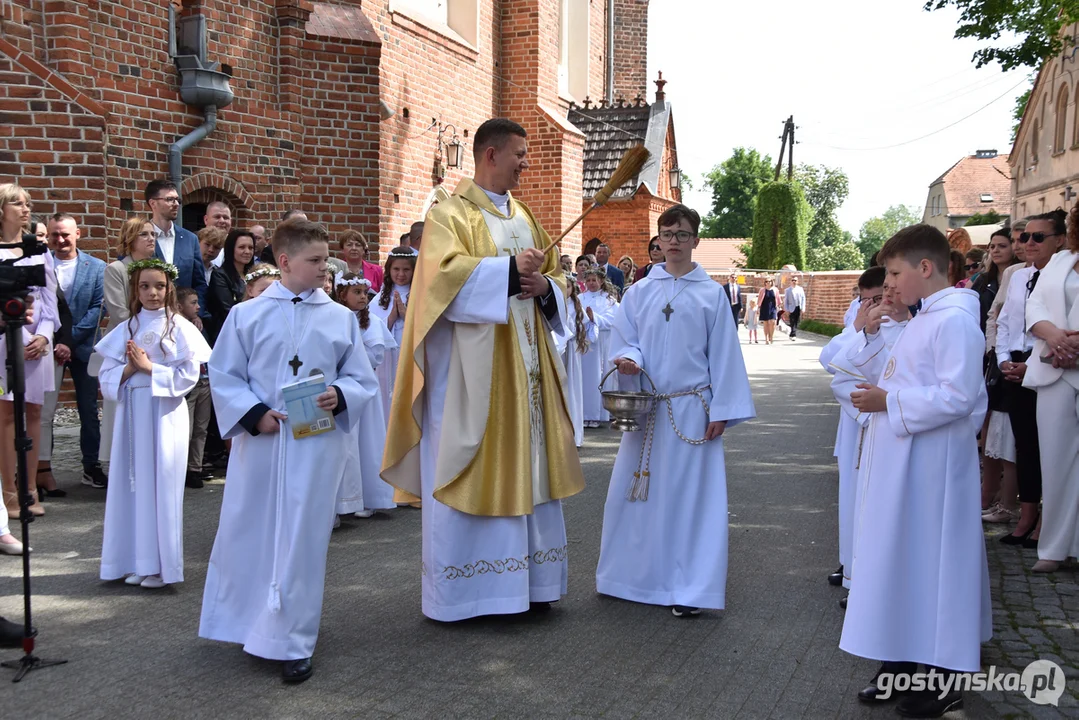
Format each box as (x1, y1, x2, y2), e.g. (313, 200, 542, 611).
(0, 294, 66, 682)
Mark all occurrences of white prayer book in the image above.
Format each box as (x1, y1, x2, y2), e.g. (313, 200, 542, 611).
(282, 373, 335, 440)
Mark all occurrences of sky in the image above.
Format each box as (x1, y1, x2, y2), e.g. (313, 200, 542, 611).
(647, 0, 1030, 236)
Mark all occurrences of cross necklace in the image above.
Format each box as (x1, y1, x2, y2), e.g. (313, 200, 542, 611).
(661, 279, 693, 322)
(276, 297, 315, 376)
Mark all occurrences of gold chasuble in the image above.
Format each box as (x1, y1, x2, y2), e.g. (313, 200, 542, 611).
(381, 179, 585, 517)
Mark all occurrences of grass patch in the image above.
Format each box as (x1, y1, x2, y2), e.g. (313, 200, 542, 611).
(799, 319, 843, 337)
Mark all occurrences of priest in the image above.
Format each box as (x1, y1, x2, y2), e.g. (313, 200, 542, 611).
(381, 118, 585, 622)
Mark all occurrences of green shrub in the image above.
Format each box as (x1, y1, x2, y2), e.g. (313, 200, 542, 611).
(798, 319, 843, 337)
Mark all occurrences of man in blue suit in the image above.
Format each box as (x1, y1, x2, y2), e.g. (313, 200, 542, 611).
(593, 241, 624, 293)
(45, 214, 108, 487)
(145, 179, 209, 324)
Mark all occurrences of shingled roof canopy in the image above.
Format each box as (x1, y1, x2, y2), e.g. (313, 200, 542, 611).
(568, 100, 671, 201)
(931, 152, 1012, 217)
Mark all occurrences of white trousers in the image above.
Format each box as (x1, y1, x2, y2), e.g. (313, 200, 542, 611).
(1036, 379, 1079, 562)
(39, 364, 65, 462)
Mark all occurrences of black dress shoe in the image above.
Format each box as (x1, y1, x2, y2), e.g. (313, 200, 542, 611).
(857, 662, 917, 704)
(1022, 535, 1040, 550)
(839, 596, 847, 610)
(282, 657, 313, 684)
(529, 601, 552, 613)
(185, 471, 204, 489)
(897, 690, 963, 717)
(0, 615, 27, 648)
(828, 566, 844, 586)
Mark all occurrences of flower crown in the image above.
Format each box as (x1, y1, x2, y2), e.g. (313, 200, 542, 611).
(244, 265, 281, 283)
(389, 247, 416, 258)
(128, 258, 178, 281)
(581, 266, 606, 278)
(335, 276, 372, 290)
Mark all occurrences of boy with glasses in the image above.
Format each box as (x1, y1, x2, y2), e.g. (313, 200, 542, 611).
(596, 204, 755, 618)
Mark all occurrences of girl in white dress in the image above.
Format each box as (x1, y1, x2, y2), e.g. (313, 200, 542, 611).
(334, 272, 397, 517)
(96, 259, 211, 589)
(579, 267, 619, 428)
(745, 295, 760, 344)
(370, 248, 418, 506)
(555, 281, 596, 447)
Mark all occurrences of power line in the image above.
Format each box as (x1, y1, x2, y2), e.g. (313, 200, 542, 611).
(801, 79, 1027, 152)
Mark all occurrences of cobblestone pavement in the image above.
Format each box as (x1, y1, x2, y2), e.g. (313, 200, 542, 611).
(0, 330, 1074, 718)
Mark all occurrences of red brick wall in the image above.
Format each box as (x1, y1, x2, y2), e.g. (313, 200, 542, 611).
(612, 0, 648, 100)
(0, 0, 381, 260)
(583, 191, 674, 269)
(802, 271, 862, 326)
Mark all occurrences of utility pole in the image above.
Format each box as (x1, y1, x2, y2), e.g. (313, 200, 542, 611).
(774, 116, 795, 181)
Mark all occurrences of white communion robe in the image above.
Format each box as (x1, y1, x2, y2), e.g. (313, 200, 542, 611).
(370, 283, 410, 421)
(821, 318, 907, 590)
(579, 290, 618, 423)
(596, 263, 756, 609)
(553, 299, 597, 447)
(97, 308, 210, 585)
(840, 288, 992, 672)
(335, 316, 397, 514)
(415, 206, 572, 622)
(199, 282, 378, 661)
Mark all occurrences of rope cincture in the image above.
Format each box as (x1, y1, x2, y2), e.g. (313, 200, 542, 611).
(626, 384, 712, 502)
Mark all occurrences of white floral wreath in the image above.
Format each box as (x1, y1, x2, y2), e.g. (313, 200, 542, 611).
(335, 276, 372, 290)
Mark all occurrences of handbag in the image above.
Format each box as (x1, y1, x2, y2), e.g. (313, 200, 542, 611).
(983, 352, 1003, 389)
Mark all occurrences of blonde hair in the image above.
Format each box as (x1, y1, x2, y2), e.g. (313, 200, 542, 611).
(0, 183, 29, 211)
(197, 226, 227, 251)
(119, 215, 151, 257)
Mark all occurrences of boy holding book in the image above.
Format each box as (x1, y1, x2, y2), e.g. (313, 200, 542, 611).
(199, 218, 378, 684)
(842, 224, 991, 716)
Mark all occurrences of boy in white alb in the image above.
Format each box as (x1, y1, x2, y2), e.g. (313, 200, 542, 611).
(842, 224, 990, 716)
(596, 205, 755, 617)
(199, 219, 378, 684)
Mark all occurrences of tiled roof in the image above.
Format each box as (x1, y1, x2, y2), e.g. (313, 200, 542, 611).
(932, 153, 1012, 217)
(568, 100, 670, 200)
(694, 238, 748, 272)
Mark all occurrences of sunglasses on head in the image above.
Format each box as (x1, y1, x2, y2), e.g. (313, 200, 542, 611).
(1018, 231, 1060, 244)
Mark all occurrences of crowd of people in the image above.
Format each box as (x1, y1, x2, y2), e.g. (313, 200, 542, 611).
(819, 210, 1079, 716)
(1, 117, 1076, 715)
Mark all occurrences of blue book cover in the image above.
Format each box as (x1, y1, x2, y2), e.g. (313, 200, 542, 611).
(282, 373, 335, 440)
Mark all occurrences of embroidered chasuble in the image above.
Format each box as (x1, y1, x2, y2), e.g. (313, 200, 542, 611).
(381, 178, 584, 516)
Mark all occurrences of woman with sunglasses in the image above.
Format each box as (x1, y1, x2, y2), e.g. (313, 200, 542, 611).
(995, 210, 1067, 549)
(634, 237, 665, 281)
(957, 248, 985, 289)
(758, 278, 779, 344)
(1022, 206, 1079, 573)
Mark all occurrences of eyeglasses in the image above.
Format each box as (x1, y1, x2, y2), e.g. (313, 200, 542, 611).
(152, 196, 180, 204)
(1018, 231, 1059, 244)
(658, 230, 696, 244)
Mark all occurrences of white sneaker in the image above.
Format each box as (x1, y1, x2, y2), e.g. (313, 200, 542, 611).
(124, 574, 147, 586)
(333, 515, 342, 529)
(982, 502, 1003, 517)
(140, 575, 167, 589)
(354, 510, 376, 518)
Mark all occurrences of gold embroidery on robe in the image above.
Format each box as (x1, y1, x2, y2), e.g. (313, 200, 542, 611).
(381, 178, 585, 517)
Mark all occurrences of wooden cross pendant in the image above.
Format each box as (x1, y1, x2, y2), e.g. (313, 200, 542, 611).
(288, 354, 303, 376)
(662, 303, 674, 322)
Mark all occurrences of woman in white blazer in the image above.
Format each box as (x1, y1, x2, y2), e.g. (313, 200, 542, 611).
(1024, 238, 1079, 574)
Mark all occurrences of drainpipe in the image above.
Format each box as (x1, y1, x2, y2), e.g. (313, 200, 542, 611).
(606, 0, 615, 103)
(169, 106, 218, 211)
(168, 4, 176, 57)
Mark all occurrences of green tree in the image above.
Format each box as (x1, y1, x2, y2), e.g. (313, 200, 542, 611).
(795, 164, 852, 270)
(700, 148, 773, 238)
(808, 236, 865, 271)
(924, 0, 1079, 71)
(857, 205, 922, 262)
(748, 182, 808, 270)
(965, 209, 1003, 226)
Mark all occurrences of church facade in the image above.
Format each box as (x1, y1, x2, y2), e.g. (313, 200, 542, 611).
(0, 0, 655, 258)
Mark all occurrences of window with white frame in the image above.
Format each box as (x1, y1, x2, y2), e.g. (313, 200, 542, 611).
(558, 0, 589, 103)
(392, 0, 479, 47)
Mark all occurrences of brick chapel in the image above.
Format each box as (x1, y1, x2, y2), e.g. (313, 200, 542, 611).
(0, 0, 679, 266)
